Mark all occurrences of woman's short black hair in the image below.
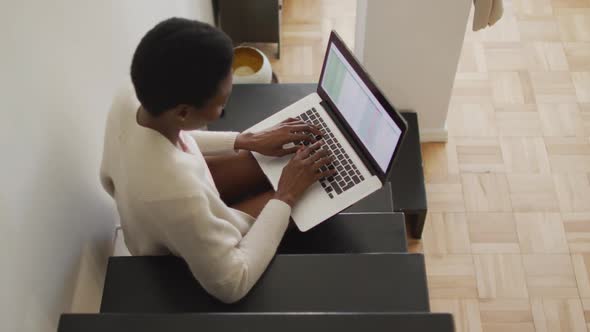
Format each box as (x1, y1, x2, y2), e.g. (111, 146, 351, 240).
(131, 17, 233, 116)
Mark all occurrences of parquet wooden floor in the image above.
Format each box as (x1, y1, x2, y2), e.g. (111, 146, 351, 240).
(261, 0, 590, 330)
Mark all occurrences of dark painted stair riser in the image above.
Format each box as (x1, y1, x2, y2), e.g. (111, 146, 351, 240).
(100, 254, 430, 313)
(58, 313, 454, 332)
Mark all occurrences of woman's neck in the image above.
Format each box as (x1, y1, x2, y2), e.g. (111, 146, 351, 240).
(136, 106, 181, 146)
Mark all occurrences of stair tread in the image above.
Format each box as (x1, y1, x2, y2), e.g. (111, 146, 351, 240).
(101, 253, 430, 313)
(278, 212, 407, 253)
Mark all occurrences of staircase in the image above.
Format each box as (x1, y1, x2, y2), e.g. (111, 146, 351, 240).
(57, 85, 453, 331)
(58, 214, 453, 331)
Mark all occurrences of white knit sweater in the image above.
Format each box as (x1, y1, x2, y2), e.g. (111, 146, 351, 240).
(100, 86, 292, 303)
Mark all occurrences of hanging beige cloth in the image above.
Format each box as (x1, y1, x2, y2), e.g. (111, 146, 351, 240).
(473, 0, 504, 31)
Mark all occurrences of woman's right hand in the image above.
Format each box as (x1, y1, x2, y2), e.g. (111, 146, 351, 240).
(274, 141, 337, 207)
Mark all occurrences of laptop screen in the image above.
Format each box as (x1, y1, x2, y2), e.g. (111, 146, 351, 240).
(320, 43, 403, 173)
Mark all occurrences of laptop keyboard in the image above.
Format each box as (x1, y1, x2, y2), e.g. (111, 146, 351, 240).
(294, 107, 365, 199)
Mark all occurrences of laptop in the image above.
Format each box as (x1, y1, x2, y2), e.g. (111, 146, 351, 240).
(246, 31, 408, 232)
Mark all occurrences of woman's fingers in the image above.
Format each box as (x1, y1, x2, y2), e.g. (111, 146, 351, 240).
(279, 145, 303, 156)
(281, 117, 302, 124)
(315, 169, 338, 181)
(287, 123, 323, 137)
(288, 133, 316, 144)
(312, 154, 334, 170)
(297, 140, 323, 159)
(308, 148, 330, 164)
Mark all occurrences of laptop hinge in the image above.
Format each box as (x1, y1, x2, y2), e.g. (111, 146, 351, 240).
(319, 100, 379, 178)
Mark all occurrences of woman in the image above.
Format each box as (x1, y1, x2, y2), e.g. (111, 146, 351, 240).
(99, 17, 335, 303)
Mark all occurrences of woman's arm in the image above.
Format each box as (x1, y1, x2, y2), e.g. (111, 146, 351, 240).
(188, 130, 239, 154)
(189, 118, 322, 156)
(153, 141, 333, 303)
(150, 194, 291, 304)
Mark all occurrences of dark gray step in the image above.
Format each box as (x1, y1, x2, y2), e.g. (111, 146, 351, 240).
(59, 313, 454, 332)
(101, 254, 429, 313)
(342, 182, 394, 213)
(278, 212, 407, 254)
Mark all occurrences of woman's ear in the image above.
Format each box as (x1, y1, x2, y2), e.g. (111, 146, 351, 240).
(175, 104, 206, 130)
(177, 105, 189, 121)
(173, 105, 195, 127)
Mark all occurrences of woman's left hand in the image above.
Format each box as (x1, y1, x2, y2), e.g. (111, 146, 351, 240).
(235, 118, 323, 157)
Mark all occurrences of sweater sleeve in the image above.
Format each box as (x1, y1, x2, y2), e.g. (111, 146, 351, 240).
(151, 195, 291, 304)
(188, 130, 239, 154)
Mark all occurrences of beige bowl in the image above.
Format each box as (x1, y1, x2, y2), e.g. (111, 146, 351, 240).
(232, 46, 272, 84)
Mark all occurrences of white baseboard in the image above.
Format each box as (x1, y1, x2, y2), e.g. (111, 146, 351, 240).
(69, 242, 110, 313)
(113, 228, 131, 257)
(419, 127, 448, 142)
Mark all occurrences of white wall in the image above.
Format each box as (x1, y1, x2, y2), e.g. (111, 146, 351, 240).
(0, 1, 213, 331)
(355, 0, 471, 141)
